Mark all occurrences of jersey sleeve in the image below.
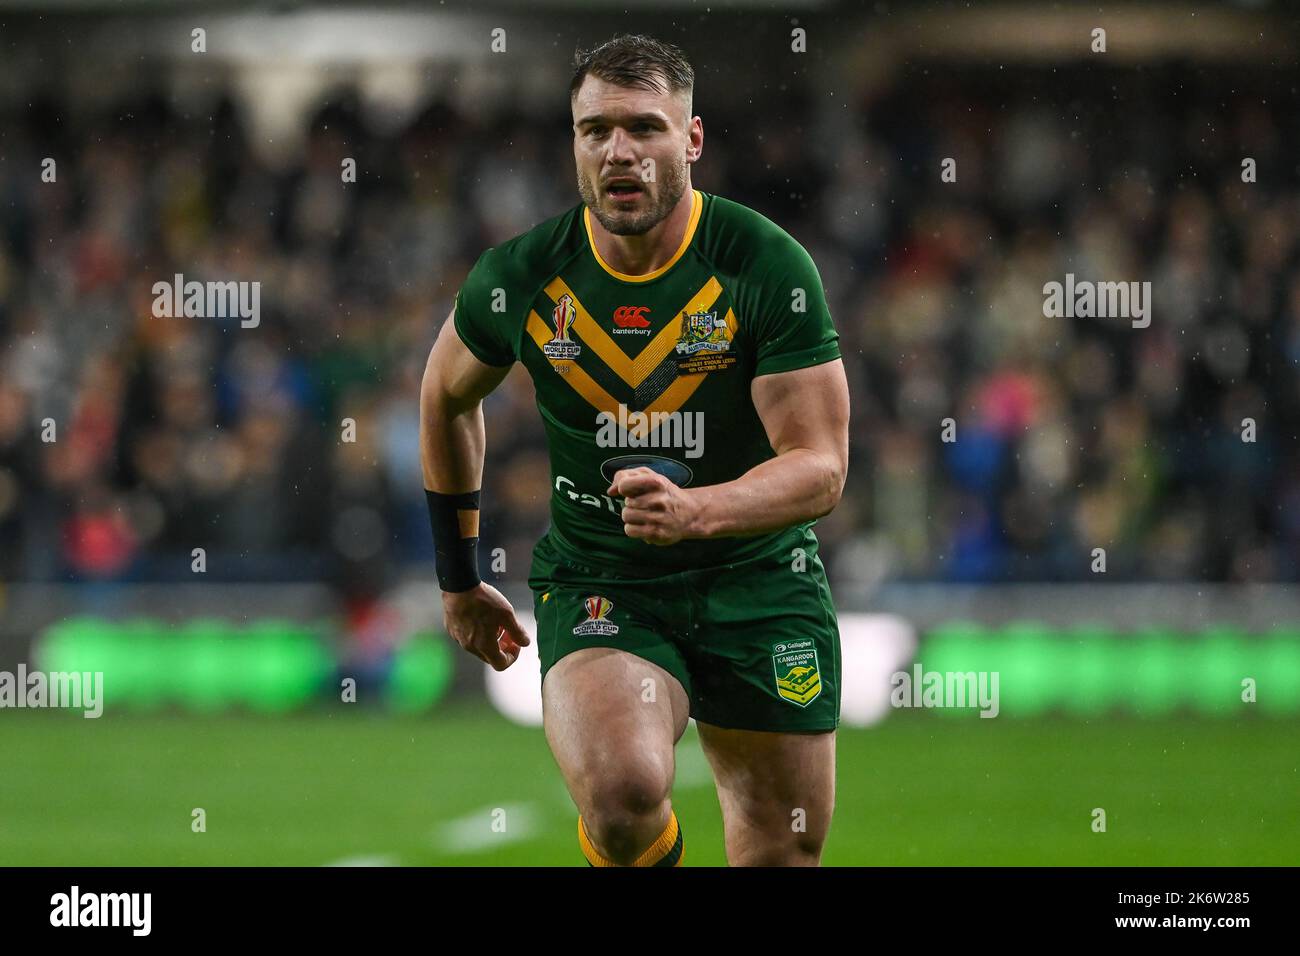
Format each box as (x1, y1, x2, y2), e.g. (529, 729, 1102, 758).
(452, 248, 518, 368)
(747, 232, 842, 377)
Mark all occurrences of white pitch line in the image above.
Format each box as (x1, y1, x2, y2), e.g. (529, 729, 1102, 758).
(323, 854, 399, 867)
(432, 802, 541, 854)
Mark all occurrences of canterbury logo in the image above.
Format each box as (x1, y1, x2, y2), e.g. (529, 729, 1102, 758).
(613, 305, 651, 328)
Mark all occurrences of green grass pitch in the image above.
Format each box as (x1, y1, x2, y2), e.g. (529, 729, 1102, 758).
(1, 705, 1295, 865)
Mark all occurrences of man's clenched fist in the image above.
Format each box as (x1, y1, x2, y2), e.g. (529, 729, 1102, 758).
(606, 466, 701, 546)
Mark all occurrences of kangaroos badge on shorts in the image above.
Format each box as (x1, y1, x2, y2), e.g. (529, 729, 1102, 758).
(573, 596, 619, 636)
(772, 639, 821, 706)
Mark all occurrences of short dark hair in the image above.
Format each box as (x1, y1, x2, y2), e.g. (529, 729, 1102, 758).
(569, 34, 694, 109)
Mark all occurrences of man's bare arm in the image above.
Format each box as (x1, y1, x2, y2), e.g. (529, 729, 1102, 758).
(420, 309, 512, 495)
(420, 309, 528, 669)
(608, 359, 849, 544)
(687, 359, 849, 537)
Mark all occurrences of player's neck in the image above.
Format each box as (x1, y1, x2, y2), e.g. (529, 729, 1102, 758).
(589, 185, 695, 277)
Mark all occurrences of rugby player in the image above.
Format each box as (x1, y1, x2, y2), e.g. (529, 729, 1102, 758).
(420, 33, 849, 866)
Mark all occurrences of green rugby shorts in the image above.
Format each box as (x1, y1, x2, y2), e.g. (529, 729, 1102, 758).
(527, 523, 841, 733)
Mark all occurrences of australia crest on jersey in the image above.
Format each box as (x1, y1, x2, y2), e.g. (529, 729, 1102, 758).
(674, 308, 737, 374)
(544, 294, 582, 361)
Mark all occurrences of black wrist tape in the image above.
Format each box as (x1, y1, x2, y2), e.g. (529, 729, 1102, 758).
(426, 488, 482, 592)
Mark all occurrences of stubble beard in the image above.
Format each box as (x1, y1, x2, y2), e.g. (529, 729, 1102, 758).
(578, 156, 689, 237)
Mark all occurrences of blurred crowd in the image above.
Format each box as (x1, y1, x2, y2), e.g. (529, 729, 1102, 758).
(0, 61, 1296, 593)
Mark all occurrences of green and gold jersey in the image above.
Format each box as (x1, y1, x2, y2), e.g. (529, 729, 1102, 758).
(453, 188, 841, 575)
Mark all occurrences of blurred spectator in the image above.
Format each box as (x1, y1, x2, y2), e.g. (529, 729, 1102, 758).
(0, 61, 1296, 589)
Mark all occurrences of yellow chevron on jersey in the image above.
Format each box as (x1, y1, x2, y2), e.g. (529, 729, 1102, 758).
(452, 188, 841, 573)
